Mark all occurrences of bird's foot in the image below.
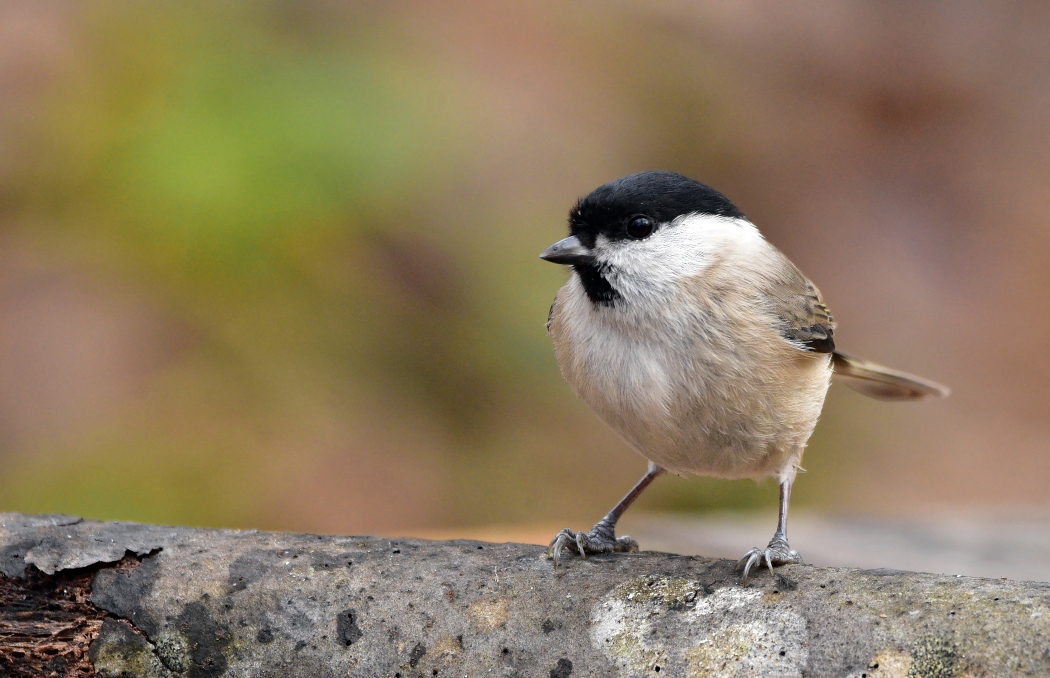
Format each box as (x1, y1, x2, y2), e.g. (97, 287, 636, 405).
(735, 536, 802, 585)
(547, 519, 638, 568)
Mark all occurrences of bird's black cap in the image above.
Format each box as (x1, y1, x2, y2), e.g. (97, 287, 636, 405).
(568, 171, 744, 247)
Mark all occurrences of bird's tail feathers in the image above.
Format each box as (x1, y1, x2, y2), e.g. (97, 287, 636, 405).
(831, 351, 949, 401)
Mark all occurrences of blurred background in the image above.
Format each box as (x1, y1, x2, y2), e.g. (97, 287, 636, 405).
(2, 1, 1049, 578)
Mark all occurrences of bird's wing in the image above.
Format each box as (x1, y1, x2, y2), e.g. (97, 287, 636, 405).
(763, 261, 837, 354)
(760, 249, 948, 399)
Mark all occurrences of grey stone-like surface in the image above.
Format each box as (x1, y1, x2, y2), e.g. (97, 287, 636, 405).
(2, 512, 1050, 677)
(0, 513, 170, 577)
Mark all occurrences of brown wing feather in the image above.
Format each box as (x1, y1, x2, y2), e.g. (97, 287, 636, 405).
(761, 256, 948, 399)
(765, 261, 837, 353)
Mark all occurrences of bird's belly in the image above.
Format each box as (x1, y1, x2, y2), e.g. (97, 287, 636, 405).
(561, 327, 831, 480)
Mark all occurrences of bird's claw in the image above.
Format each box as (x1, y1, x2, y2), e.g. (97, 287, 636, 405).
(547, 521, 638, 568)
(735, 537, 802, 584)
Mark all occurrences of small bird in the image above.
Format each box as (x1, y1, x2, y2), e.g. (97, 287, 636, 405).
(541, 171, 948, 582)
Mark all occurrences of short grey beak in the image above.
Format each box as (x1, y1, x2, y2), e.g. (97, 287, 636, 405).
(540, 235, 594, 265)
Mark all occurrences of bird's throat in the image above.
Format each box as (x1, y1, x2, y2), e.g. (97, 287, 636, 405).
(573, 263, 620, 306)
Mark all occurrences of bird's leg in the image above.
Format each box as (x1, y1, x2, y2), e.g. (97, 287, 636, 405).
(548, 462, 665, 568)
(736, 477, 803, 584)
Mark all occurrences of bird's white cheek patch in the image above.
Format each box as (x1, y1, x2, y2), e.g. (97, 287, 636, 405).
(598, 229, 708, 291)
(591, 577, 808, 677)
(595, 215, 763, 294)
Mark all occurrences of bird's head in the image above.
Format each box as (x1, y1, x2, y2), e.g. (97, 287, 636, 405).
(540, 171, 751, 306)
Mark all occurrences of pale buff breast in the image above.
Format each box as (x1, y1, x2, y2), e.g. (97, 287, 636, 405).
(549, 270, 832, 481)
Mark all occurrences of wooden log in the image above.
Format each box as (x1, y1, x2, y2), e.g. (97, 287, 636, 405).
(1, 512, 1048, 677)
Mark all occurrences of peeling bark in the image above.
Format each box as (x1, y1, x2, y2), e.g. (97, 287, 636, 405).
(1, 512, 1049, 677)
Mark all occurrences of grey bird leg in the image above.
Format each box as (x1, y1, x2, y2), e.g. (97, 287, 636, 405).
(736, 478, 803, 584)
(548, 462, 665, 568)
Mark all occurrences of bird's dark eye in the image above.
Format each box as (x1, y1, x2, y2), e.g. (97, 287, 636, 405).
(626, 215, 654, 239)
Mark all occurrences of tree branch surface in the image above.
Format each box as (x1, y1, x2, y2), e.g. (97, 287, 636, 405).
(1, 512, 1048, 677)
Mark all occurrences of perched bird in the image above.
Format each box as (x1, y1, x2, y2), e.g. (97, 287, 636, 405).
(541, 171, 948, 582)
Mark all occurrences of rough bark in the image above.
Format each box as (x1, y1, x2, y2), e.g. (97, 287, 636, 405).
(1, 512, 1048, 677)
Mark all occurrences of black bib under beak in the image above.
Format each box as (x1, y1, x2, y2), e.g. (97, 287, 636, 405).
(540, 235, 594, 266)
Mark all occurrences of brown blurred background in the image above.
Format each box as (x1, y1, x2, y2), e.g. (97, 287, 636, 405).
(1, 1, 1048, 566)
